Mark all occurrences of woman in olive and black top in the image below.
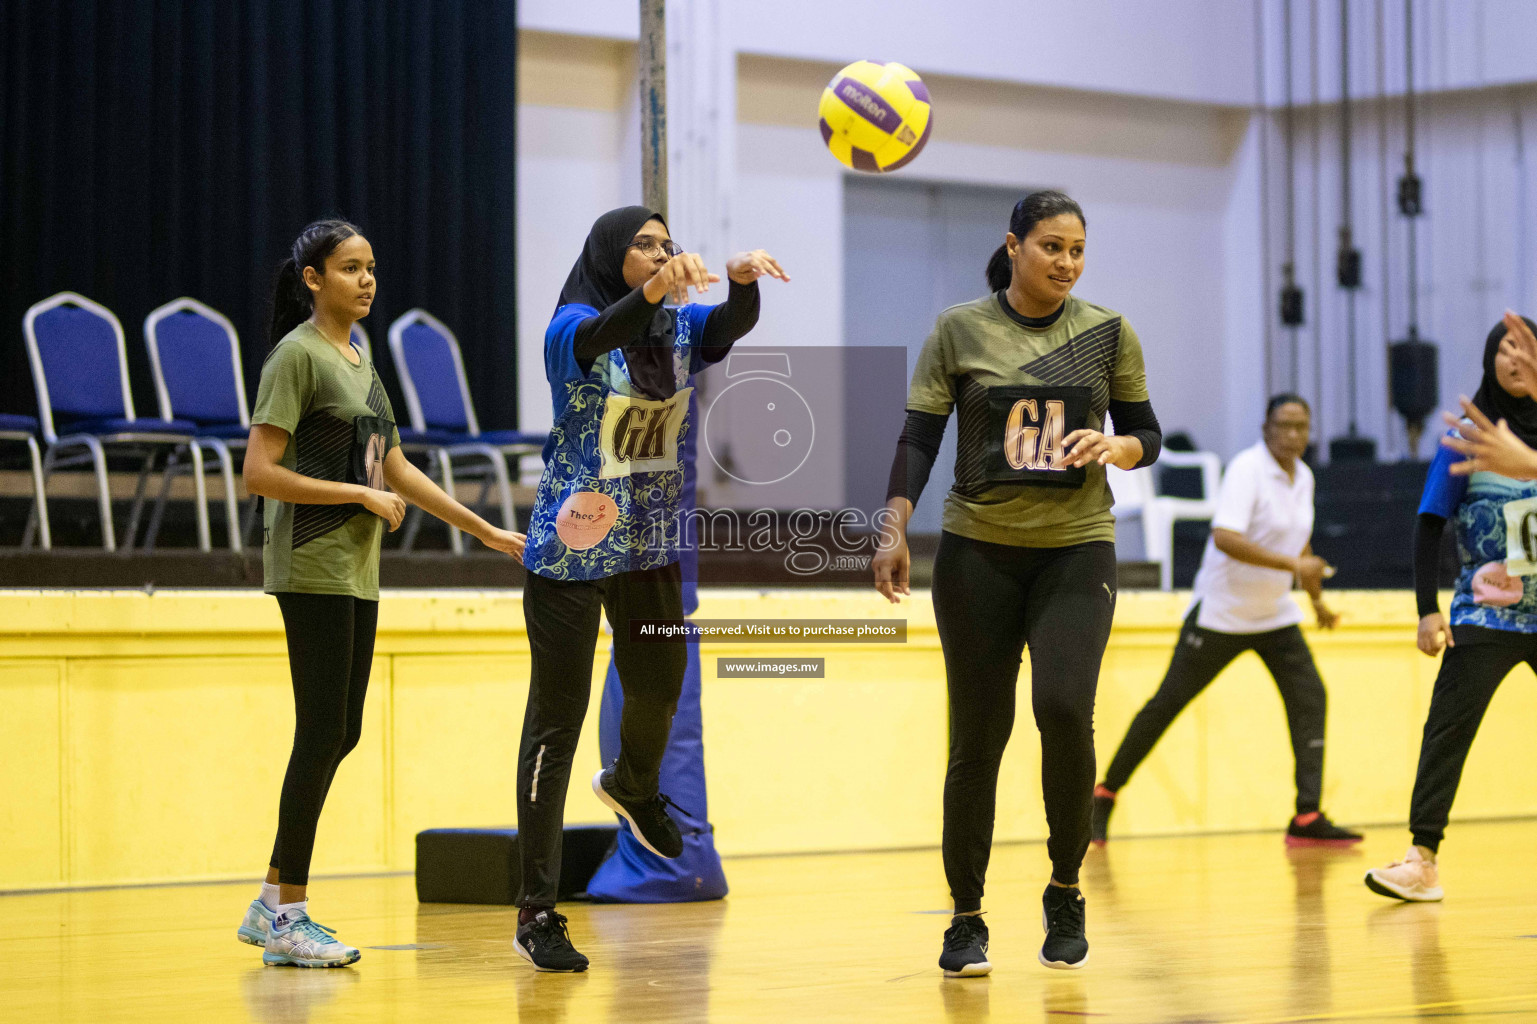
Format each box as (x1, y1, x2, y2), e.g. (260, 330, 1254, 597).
(238, 219, 525, 968)
(873, 190, 1161, 977)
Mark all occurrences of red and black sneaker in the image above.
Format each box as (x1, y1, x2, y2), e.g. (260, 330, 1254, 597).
(1285, 811, 1362, 847)
(1090, 785, 1116, 845)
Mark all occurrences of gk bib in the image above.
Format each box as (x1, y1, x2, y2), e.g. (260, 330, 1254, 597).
(597, 387, 693, 479)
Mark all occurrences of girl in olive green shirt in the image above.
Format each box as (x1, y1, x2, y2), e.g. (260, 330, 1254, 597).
(237, 219, 525, 968)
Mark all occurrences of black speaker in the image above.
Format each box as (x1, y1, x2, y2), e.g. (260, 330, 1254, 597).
(1279, 283, 1305, 326)
(1397, 172, 1423, 217)
(1329, 435, 1377, 461)
(1336, 246, 1362, 289)
(1390, 337, 1439, 424)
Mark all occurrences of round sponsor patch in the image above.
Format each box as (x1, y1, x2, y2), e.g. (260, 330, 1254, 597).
(556, 491, 618, 551)
(1472, 560, 1524, 607)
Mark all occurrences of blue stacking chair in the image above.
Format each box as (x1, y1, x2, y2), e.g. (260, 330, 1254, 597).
(143, 298, 252, 552)
(388, 309, 546, 553)
(0, 413, 51, 549)
(24, 292, 207, 551)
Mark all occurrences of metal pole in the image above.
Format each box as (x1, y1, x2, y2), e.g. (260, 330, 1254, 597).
(1255, 0, 1274, 400)
(640, 0, 668, 219)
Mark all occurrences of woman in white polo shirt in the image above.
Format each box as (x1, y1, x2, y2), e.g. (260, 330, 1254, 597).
(1091, 394, 1362, 846)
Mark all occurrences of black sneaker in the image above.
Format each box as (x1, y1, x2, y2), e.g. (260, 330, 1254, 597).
(1090, 785, 1116, 845)
(938, 914, 991, 977)
(592, 766, 684, 859)
(1285, 811, 1363, 847)
(1040, 885, 1089, 970)
(514, 910, 589, 973)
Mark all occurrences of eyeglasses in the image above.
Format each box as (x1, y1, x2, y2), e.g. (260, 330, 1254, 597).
(627, 238, 685, 259)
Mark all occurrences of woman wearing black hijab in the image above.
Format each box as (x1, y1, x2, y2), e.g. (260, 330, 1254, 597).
(1365, 314, 1537, 904)
(514, 206, 787, 971)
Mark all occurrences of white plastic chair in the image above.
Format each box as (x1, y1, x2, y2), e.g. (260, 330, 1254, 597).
(1107, 465, 1165, 580)
(1108, 451, 1223, 590)
(1148, 451, 1223, 591)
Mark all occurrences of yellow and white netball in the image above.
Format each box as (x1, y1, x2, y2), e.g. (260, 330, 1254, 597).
(818, 60, 932, 173)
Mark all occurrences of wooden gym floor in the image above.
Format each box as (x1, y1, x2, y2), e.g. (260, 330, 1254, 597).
(7, 820, 1537, 1023)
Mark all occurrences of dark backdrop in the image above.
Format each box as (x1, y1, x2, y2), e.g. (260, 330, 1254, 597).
(1, 0, 518, 428)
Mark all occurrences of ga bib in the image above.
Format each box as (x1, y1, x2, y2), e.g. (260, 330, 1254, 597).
(983, 384, 1091, 488)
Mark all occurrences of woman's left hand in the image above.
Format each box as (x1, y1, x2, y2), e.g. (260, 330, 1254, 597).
(479, 528, 526, 564)
(1312, 596, 1340, 630)
(725, 249, 790, 285)
(1442, 396, 1537, 480)
(1062, 429, 1141, 470)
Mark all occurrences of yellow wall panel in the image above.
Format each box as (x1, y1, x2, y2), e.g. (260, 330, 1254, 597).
(390, 651, 612, 870)
(65, 656, 386, 886)
(1093, 642, 1208, 835)
(702, 648, 947, 855)
(1455, 663, 1537, 822)
(0, 660, 63, 887)
(1199, 655, 1305, 830)
(5, 588, 1537, 890)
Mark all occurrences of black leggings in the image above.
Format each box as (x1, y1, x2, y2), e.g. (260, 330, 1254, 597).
(1409, 627, 1537, 852)
(269, 592, 378, 886)
(933, 531, 1117, 908)
(1102, 606, 1327, 815)
(517, 562, 687, 908)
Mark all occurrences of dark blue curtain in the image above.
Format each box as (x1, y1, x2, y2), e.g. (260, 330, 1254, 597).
(0, 0, 518, 428)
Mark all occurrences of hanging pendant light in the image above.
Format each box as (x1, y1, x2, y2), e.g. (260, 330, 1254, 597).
(1331, 0, 1375, 461)
(1388, 0, 1437, 458)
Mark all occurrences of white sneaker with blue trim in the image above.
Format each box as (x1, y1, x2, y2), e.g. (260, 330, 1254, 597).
(262, 908, 361, 968)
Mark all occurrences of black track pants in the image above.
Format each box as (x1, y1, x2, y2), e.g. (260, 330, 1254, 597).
(269, 592, 379, 886)
(1102, 606, 1327, 815)
(1408, 627, 1537, 852)
(932, 531, 1117, 909)
(517, 562, 687, 907)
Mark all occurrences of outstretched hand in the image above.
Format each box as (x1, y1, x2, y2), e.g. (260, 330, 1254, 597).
(1442, 396, 1537, 480)
(725, 249, 790, 285)
(643, 252, 721, 305)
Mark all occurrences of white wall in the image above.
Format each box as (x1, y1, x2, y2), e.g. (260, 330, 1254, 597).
(1260, 0, 1537, 106)
(522, 0, 1258, 105)
(518, 46, 1254, 465)
(516, 3, 1537, 468)
(1251, 71, 1537, 456)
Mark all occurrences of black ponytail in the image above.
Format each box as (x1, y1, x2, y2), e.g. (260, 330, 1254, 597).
(985, 245, 1012, 291)
(984, 189, 1086, 292)
(266, 218, 362, 348)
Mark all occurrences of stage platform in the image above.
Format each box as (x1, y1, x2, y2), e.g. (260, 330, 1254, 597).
(7, 822, 1537, 1023)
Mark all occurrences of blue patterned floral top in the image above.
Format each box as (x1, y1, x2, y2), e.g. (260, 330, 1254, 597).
(1420, 427, 1537, 632)
(524, 302, 714, 581)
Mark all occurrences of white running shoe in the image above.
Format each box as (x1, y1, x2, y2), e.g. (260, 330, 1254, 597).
(237, 898, 276, 947)
(262, 909, 362, 968)
(1365, 847, 1444, 902)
